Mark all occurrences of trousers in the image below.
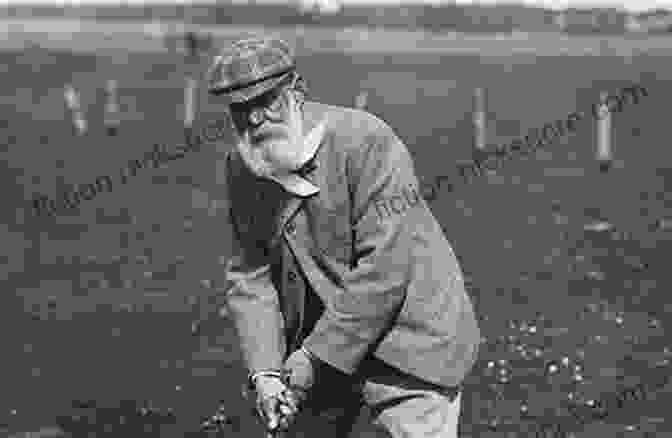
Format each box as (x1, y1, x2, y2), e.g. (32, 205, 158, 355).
(285, 356, 463, 438)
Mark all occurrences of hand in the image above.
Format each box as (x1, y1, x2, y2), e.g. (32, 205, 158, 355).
(283, 347, 316, 392)
(253, 375, 302, 433)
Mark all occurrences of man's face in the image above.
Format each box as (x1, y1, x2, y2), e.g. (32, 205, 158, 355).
(229, 82, 304, 179)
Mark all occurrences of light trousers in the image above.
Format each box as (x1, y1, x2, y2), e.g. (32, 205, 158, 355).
(285, 357, 463, 438)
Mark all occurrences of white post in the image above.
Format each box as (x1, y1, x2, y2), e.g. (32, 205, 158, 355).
(555, 11, 567, 31)
(64, 84, 87, 136)
(104, 79, 120, 136)
(185, 76, 197, 129)
(355, 91, 368, 109)
(596, 91, 612, 170)
(473, 87, 486, 151)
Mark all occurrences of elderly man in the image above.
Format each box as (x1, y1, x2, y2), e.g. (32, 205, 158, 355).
(210, 36, 481, 438)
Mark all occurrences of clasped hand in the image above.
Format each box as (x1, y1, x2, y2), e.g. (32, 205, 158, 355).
(254, 375, 304, 433)
(254, 348, 316, 433)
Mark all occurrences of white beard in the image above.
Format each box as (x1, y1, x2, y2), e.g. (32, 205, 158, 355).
(264, 137, 305, 172)
(234, 131, 276, 179)
(234, 100, 305, 179)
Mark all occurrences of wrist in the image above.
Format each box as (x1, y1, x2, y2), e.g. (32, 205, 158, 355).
(248, 368, 290, 390)
(300, 345, 319, 366)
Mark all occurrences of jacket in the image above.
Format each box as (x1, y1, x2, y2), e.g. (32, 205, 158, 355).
(223, 101, 481, 389)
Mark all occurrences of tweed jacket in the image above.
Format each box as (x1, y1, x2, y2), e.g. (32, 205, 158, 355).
(223, 101, 481, 389)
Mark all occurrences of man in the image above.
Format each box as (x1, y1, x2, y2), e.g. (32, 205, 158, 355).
(209, 36, 481, 438)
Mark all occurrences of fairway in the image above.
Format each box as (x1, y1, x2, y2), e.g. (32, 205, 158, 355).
(1, 22, 671, 437)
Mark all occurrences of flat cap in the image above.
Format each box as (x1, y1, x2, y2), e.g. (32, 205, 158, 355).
(207, 36, 295, 103)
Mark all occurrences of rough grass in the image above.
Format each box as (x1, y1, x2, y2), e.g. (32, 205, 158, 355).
(0, 27, 671, 437)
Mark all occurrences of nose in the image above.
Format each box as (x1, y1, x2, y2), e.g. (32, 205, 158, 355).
(250, 105, 285, 127)
(249, 107, 266, 126)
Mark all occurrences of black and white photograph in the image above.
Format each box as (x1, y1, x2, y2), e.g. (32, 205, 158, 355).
(1, 0, 671, 436)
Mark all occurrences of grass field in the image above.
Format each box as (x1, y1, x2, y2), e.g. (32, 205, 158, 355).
(1, 22, 671, 437)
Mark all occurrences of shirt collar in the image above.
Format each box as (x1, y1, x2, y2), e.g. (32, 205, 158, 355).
(267, 116, 327, 197)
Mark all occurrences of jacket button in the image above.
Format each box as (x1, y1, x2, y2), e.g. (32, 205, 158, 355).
(286, 221, 296, 234)
(287, 271, 297, 282)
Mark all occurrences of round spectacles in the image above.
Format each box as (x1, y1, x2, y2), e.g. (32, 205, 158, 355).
(248, 92, 287, 125)
(230, 76, 302, 132)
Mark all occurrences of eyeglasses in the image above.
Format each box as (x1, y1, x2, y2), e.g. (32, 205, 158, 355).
(229, 75, 302, 132)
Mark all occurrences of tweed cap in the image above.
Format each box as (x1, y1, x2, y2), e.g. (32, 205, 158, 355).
(207, 36, 295, 103)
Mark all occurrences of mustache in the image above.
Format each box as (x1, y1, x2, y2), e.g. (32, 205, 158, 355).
(235, 134, 275, 178)
(237, 134, 303, 175)
(252, 128, 286, 144)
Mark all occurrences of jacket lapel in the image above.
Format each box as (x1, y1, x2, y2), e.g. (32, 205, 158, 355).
(275, 196, 305, 354)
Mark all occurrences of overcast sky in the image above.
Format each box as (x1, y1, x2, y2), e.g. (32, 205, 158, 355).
(447, 0, 671, 11)
(1, 0, 670, 13)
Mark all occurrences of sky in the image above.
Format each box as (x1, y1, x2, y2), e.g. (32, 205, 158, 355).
(449, 0, 672, 11)
(0, 0, 670, 13)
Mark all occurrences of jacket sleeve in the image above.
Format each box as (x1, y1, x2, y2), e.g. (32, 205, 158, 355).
(223, 155, 286, 373)
(302, 117, 418, 375)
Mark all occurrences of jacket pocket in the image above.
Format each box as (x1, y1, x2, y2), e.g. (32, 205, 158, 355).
(306, 202, 352, 265)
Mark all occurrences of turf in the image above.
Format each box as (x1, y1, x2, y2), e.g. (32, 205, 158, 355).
(1, 26, 671, 437)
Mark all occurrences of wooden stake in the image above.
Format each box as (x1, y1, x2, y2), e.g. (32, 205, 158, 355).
(185, 76, 197, 129)
(473, 87, 486, 151)
(596, 91, 612, 171)
(355, 91, 368, 109)
(64, 84, 86, 136)
(104, 79, 120, 136)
